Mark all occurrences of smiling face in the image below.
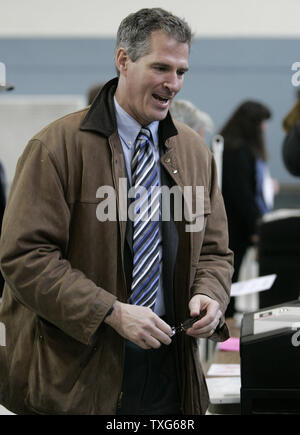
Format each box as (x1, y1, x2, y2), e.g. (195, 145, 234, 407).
(115, 30, 189, 126)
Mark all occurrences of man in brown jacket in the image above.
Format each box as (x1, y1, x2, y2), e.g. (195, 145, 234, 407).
(0, 8, 233, 415)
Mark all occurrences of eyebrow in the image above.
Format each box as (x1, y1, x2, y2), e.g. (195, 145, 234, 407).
(151, 62, 189, 72)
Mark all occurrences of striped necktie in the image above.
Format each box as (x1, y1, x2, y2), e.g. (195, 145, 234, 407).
(129, 127, 161, 310)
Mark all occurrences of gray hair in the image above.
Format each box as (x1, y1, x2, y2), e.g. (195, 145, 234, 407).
(170, 99, 214, 133)
(115, 8, 192, 67)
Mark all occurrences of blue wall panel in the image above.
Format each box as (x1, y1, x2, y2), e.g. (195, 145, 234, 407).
(1, 37, 300, 184)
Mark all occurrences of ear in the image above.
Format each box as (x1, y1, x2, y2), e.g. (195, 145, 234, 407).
(115, 48, 130, 76)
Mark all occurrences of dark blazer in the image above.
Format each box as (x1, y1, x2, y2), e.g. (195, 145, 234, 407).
(282, 122, 300, 177)
(222, 142, 261, 249)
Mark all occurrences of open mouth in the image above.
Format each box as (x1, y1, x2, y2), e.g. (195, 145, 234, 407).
(152, 93, 170, 106)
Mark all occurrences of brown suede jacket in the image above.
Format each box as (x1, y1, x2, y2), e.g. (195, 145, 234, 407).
(0, 78, 233, 415)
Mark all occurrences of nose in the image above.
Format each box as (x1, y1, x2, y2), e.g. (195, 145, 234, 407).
(163, 72, 182, 96)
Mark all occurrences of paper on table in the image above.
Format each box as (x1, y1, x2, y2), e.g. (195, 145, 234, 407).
(206, 377, 241, 404)
(231, 274, 276, 297)
(207, 363, 240, 377)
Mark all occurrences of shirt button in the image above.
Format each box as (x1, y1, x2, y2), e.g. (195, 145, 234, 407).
(173, 169, 178, 174)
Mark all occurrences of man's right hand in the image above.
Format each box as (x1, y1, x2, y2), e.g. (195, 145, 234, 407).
(104, 301, 172, 350)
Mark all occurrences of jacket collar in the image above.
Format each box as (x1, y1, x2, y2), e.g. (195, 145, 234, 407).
(80, 77, 178, 145)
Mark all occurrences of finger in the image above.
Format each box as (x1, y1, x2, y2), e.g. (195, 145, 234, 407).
(189, 297, 201, 317)
(138, 335, 161, 350)
(151, 328, 172, 346)
(187, 311, 222, 337)
(187, 323, 215, 337)
(193, 313, 220, 333)
(198, 329, 216, 338)
(147, 335, 162, 349)
(139, 339, 151, 350)
(150, 318, 172, 345)
(136, 321, 171, 349)
(191, 303, 219, 330)
(154, 317, 173, 337)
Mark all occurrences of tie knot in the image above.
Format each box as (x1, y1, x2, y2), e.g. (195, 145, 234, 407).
(137, 127, 151, 142)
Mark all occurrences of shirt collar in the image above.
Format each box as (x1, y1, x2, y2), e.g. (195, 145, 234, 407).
(114, 95, 159, 149)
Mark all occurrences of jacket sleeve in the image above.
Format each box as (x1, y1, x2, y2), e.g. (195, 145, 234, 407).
(191, 154, 234, 341)
(282, 123, 300, 177)
(0, 139, 117, 345)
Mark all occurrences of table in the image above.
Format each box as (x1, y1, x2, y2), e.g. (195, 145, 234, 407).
(205, 318, 241, 415)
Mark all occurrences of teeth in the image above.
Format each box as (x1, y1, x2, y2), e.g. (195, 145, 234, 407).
(153, 94, 168, 102)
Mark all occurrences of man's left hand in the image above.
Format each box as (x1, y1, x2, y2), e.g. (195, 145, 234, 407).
(186, 294, 222, 338)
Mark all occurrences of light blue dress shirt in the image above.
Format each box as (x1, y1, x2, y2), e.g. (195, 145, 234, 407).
(114, 96, 165, 316)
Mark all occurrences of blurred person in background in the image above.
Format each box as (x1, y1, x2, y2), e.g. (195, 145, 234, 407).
(220, 101, 276, 316)
(282, 90, 300, 176)
(169, 99, 214, 140)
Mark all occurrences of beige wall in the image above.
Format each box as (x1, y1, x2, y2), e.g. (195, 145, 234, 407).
(1, 0, 300, 37)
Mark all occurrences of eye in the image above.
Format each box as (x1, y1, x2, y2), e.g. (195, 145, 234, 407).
(154, 66, 167, 72)
(177, 70, 186, 77)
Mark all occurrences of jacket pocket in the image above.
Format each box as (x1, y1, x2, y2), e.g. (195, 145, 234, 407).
(26, 317, 97, 414)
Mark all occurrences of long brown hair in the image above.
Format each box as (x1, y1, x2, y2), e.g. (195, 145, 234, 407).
(220, 101, 272, 161)
(282, 100, 300, 133)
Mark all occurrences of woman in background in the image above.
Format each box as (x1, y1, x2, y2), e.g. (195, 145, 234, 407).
(282, 92, 300, 176)
(220, 101, 275, 316)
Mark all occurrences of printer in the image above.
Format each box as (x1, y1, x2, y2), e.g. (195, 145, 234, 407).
(240, 300, 300, 415)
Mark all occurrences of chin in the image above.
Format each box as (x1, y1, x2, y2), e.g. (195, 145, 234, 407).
(150, 109, 169, 122)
